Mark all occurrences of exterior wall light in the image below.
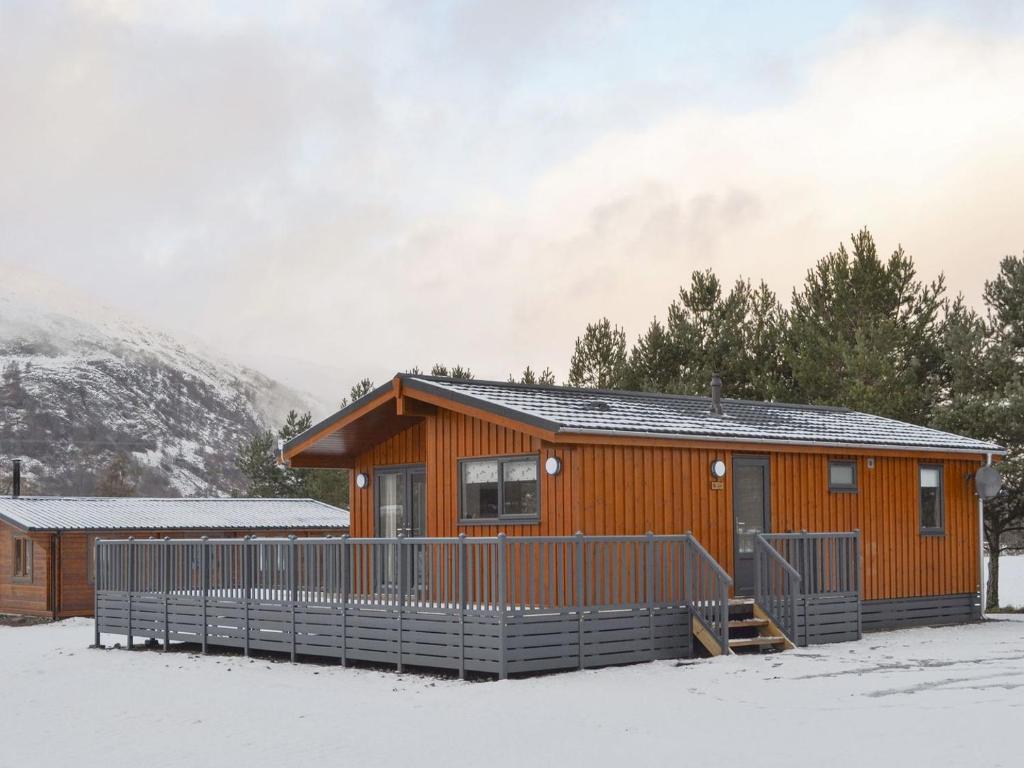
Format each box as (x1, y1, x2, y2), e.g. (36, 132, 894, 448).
(355, 472, 369, 489)
(710, 459, 727, 479)
(544, 457, 562, 476)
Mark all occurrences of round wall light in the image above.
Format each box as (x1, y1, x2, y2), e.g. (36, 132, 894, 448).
(355, 472, 369, 489)
(544, 456, 562, 476)
(710, 459, 727, 479)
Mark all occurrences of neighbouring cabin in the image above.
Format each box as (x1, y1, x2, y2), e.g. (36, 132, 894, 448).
(0, 497, 348, 618)
(91, 374, 1002, 678)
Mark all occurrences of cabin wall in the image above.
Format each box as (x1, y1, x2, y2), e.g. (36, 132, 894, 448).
(348, 411, 983, 603)
(0, 520, 52, 617)
(770, 454, 979, 601)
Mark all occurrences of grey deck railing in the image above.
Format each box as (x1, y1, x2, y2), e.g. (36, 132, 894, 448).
(753, 534, 801, 642)
(95, 532, 732, 677)
(757, 531, 862, 645)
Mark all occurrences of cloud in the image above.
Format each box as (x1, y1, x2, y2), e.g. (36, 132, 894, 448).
(2, 4, 1023, 404)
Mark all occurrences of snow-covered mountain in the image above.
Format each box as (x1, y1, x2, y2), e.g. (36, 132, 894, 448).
(0, 266, 328, 497)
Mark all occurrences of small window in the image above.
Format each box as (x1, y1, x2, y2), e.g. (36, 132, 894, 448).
(829, 460, 857, 493)
(460, 455, 540, 523)
(920, 464, 944, 534)
(13, 537, 33, 583)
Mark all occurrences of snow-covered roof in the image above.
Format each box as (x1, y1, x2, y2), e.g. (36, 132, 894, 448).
(399, 376, 1004, 455)
(0, 497, 349, 532)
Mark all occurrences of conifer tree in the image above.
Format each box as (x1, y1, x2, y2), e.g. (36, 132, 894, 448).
(786, 228, 944, 423)
(567, 317, 628, 389)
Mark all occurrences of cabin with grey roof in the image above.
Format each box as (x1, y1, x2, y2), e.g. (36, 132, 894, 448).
(0, 493, 347, 619)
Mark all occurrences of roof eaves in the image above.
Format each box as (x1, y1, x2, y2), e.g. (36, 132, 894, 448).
(401, 375, 564, 435)
(280, 381, 397, 459)
(556, 426, 1006, 455)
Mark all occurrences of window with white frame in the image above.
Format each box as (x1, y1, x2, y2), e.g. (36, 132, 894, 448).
(919, 464, 944, 534)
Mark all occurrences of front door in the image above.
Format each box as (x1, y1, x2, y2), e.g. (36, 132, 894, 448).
(375, 465, 426, 591)
(732, 455, 770, 595)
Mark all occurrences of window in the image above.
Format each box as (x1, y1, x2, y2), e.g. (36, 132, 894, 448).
(460, 455, 540, 523)
(829, 460, 857, 492)
(13, 537, 32, 583)
(920, 464, 944, 534)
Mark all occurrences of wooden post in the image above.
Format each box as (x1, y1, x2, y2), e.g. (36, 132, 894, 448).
(458, 534, 466, 680)
(646, 532, 655, 658)
(201, 537, 209, 654)
(396, 535, 404, 673)
(127, 537, 134, 650)
(340, 535, 349, 667)
(575, 531, 584, 670)
(242, 536, 251, 658)
(289, 535, 297, 663)
(93, 537, 101, 648)
(163, 537, 170, 651)
(497, 533, 507, 680)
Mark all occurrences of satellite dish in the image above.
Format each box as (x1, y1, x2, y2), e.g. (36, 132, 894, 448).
(974, 464, 1002, 499)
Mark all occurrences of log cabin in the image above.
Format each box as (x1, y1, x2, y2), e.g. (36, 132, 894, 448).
(0, 495, 348, 618)
(280, 373, 1002, 637)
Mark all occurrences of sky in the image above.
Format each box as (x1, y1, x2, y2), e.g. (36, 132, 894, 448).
(2, 0, 1024, 404)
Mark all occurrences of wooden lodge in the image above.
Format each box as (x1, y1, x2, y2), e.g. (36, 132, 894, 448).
(0, 496, 348, 618)
(90, 373, 1003, 677)
(281, 373, 1001, 622)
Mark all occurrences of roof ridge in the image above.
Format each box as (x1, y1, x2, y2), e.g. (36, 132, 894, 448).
(405, 373, 852, 414)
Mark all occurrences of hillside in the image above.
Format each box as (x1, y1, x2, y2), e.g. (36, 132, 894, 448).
(0, 267, 326, 496)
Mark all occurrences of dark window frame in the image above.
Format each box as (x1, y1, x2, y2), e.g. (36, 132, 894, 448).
(12, 536, 33, 583)
(458, 453, 541, 525)
(828, 460, 858, 493)
(919, 463, 945, 536)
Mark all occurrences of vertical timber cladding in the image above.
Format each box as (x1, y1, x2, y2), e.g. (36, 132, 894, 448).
(770, 454, 980, 601)
(350, 408, 735, 573)
(348, 401, 981, 603)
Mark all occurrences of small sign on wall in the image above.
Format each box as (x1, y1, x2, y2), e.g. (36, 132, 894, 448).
(710, 480, 725, 491)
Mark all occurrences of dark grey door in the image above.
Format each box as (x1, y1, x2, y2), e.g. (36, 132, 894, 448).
(375, 465, 427, 592)
(732, 456, 770, 595)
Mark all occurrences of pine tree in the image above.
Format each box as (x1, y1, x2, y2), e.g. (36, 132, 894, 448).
(786, 228, 944, 422)
(511, 366, 556, 385)
(235, 410, 349, 507)
(627, 318, 677, 392)
(338, 377, 377, 408)
(94, 453, 140, 496)
(932, 258, 1024, 609)
(349, 378, 375, 402)
(567, 317, 628, 389)
(430, 364, 474, 380)
(641, 272, 789, 401)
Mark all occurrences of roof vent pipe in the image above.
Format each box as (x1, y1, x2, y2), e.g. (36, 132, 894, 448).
(709, 373, 723, 416)
(12, 459, 21, 498)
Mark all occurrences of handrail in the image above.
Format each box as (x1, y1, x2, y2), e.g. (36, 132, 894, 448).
(681, 534, 732, 654)
(753, 534, 802, 645)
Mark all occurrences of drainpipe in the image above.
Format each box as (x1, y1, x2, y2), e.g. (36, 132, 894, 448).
(979, 453, 992, 618)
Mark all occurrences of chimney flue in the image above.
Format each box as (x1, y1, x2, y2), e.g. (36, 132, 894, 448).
(710, 373, 723, 416)
(12, 459, 21, 498)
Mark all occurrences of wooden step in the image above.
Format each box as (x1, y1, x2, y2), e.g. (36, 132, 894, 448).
(728, 598, 755, 607)
(729, 618, 769, 630)
(728, 635, 787, 649)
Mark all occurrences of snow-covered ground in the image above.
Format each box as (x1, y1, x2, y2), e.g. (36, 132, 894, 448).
(987, 554, 1024, 608)
(1, 617, 1022, 768)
